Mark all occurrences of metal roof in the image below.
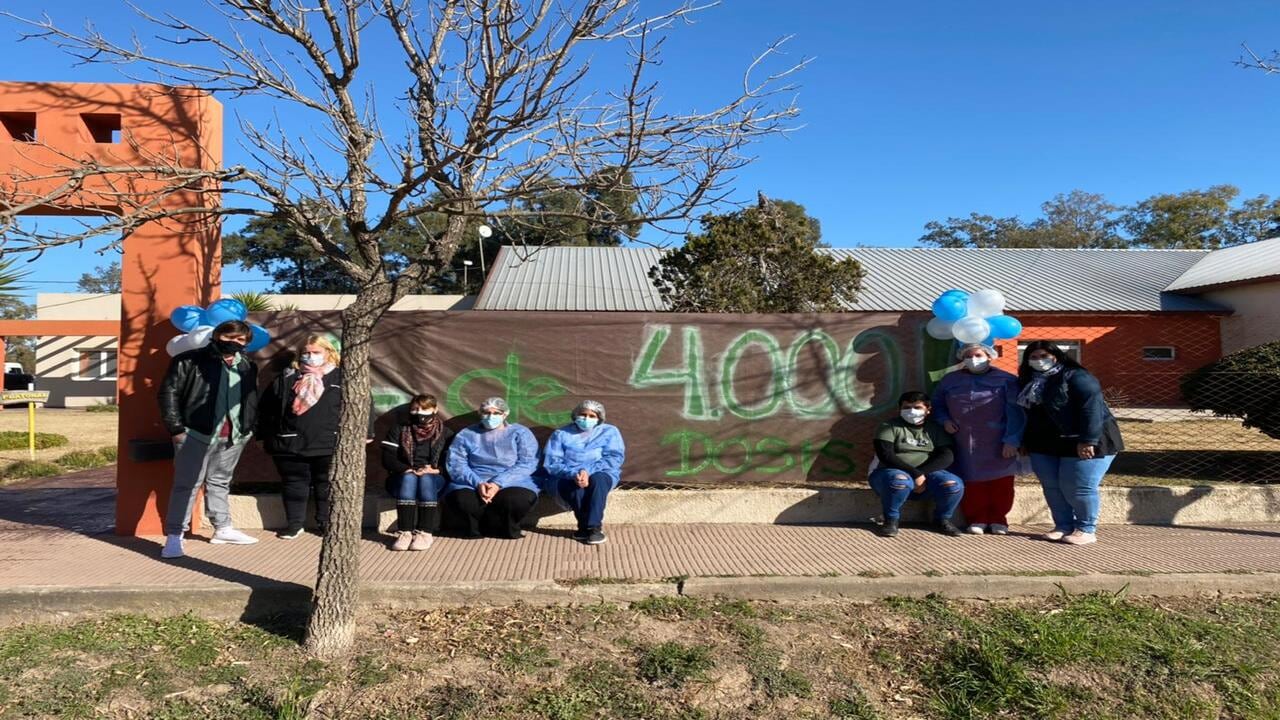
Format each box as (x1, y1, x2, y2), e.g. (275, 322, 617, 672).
(1164, 236, 1280, 292)
(475, 245, 1228, 313)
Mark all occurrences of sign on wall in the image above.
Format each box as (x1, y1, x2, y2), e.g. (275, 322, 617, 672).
(258, 311, 928, 487)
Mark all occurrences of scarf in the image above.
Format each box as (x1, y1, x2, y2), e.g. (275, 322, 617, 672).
(400, 414, 445, 465)
(1016, 364, 1064, 409)
(291, 363, 336, 416)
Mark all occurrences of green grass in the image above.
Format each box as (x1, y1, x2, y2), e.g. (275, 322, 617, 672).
(0, 459, 63, 480)
(636, 641, 715, 687)
(84, 402, 119, 413)
(728, 618, 813, 699)
(54, 449, 109, 471)
(0, 430, 68, 450)
(829, 688, 882, 719)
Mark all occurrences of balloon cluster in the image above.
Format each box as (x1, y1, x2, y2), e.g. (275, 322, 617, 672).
(926, 289, 1023, 346)
(166, 299, 271, 357)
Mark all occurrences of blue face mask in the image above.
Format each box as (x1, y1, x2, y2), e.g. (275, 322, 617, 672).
(481, 414, 505, 430)
(575, 416, 599, 431)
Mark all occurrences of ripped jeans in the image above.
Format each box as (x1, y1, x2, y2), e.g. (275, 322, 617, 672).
(868, 468, 964, 522)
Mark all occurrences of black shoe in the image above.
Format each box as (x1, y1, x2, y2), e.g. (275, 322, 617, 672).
(572, 528, 591, 542)
(936, 519, 963, 537)
(277, 527, 304, 540)
(586, 528, 607, 545)
(876, 519, 899, 538)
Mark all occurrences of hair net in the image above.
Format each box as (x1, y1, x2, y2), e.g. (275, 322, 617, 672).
(479, 396, 509, 414)
(573, 399, 606, 423)
(955, 342, 997, 360)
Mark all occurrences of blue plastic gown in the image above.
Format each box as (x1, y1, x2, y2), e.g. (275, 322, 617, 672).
(930, 368, 1026, 483)
(542, 423, 626, 490)
(445, 422, 540, 495)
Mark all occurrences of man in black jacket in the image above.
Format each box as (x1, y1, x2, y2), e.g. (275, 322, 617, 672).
(157, 320, 261, 559)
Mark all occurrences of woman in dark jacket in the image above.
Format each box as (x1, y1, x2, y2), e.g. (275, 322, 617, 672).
(256, 333, 344, 539)
(1017, 340, 1124, 546)
(380, 393, 454, 551)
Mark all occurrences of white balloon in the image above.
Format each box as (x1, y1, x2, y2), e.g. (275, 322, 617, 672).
(165, 334, 189, 357)
(953, 316, 991, 344)
(188, 325, 214, 349)
(926, 317, 955, 340)
(968, 289, 1006, 318)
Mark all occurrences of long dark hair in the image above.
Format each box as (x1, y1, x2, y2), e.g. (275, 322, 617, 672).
(1017, 340, 1083, 387)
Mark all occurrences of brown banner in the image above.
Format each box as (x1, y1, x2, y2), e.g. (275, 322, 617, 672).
(240, 311, 929, 488)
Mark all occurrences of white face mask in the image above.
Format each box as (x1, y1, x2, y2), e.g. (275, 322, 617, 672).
(900, 408, 927, 425)
(1029, 357, 1057, 373)
(962, 357, 990, 372)
(300, 352, 326, 367)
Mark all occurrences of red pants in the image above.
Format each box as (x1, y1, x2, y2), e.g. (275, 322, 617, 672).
(959, 475, 1015, 525)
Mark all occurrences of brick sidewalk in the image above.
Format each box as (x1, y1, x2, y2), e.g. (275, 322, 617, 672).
(3, 475, 1279, 591)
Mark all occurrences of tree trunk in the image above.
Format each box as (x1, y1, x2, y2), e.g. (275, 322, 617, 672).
(304, 282, 393, 659)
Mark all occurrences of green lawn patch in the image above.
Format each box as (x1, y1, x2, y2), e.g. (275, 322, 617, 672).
(0, 430, 68, 450)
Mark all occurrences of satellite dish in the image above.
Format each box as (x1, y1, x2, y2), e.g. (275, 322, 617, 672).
(477, 224, 493, 238)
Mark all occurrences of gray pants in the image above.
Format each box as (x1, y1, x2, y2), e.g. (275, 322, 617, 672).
(164, 435, 248, 536)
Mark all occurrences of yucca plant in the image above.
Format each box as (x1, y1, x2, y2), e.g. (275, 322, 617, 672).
(0, 258, 30, 298)
(231, 290, 274, 312)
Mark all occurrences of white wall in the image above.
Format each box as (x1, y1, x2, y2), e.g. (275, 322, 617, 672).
(1201, 281, 1280, 354)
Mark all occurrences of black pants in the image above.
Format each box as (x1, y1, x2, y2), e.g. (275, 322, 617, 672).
(443, 487, 538, 539)
(274, 454, 333, 533)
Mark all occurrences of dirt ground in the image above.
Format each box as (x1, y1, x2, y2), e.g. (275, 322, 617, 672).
(0, 407, 117, 464)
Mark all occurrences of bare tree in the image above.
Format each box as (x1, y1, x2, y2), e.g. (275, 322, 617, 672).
(0, 0, 802, 657)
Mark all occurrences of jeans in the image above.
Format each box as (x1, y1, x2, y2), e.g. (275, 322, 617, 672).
(556, 472, 614, 530)
(1029, 453, 1115, 534)
(868, 468, 964, 522)
(396, 471, 446, 504)
(164, 435, 247, 536)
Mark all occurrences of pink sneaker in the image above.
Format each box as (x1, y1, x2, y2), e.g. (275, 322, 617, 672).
(390, 531, 413, 551)
(410, 531, 435, 551)
(1042, 529, 1068, 541)
(1062, 531, 1097, 546)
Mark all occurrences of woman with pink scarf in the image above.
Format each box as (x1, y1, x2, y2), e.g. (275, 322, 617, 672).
(257, 334, 346, 539)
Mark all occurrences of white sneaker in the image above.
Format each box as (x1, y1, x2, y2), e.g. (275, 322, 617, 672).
(210, 527, 259, 545)
(990, 524, 1009, 536)
(1042, 529, 1068, 541)
(966, 524, 987, 535)
(160, 534, 185, 559)
(1062, 531, 1097, 546)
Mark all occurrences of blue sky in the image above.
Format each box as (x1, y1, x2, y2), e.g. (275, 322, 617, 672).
(4, 1, 1280, 302)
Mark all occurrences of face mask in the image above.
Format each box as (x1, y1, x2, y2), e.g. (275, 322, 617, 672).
(575, 416, 599, 431)
(301, 353, 325, 367)
(1029, 357, 1057, 373)
(481, 414, 504, 430)
(962, 357, 990, 372)
(411, 410, 434, 425)
(213, 339, 245, 355)
(900, 408, 927, 425)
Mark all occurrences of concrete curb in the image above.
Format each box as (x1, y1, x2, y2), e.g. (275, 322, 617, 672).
(3, 572, 1278, 623)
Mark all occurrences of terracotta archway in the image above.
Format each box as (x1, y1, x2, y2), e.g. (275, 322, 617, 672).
(0, 82, 223, 536)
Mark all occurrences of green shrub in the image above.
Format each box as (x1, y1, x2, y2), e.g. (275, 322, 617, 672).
(0, 460, 64, 480)
(85, 402, 119, 413)
(1181, 340, 1280, 439)
(96, 446, 118, 462)
(0, 432, 68, 451)
(54, 450, 109, 472)
(231, 291, 275, 312)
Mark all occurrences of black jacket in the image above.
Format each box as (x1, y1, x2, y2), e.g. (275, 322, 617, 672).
(256, 366, 345, 457)
(1023, 367, 1125, 457)
(380, 420, 453, 496)
(158, 346, 259, 437)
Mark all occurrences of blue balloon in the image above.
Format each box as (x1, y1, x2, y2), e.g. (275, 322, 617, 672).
(941, 289, 969, 300)
(169, 305, 206, 333)
(204, 304, 239, 326)
(980, 334, 997, 348)
(987, 315, 1023, 339)
(931, 294, 968, 323)
(244, 324, 271, 353)
(209, 298, 248, 322)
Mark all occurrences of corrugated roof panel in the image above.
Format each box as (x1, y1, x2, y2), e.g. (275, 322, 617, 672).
(1165, 237, 1280, 292)
(474, 246, 1227, 312)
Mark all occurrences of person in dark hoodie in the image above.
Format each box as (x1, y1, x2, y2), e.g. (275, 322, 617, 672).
(158, 320, 261, 559)
(868, 391, 965, 538)
(256, 333, 346, 540)
(380, 394, 454, 551)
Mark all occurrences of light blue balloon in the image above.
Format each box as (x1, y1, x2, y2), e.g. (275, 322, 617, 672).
(204, 304, 240, 326)
(987, 315, 1023, 339)
(209, 298, 248, 322)
(169, 305, 206, 333)
(244, 324, 271, 353)
(931, 294, 968, 323)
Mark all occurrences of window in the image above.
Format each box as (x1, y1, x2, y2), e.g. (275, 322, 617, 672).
(1142, 346, 1176, 361)
(77, 350, 117, 380)
(0, 112, 37, 142)
(81, 113, 122, 144)
(1017, 340, 1082, 363)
